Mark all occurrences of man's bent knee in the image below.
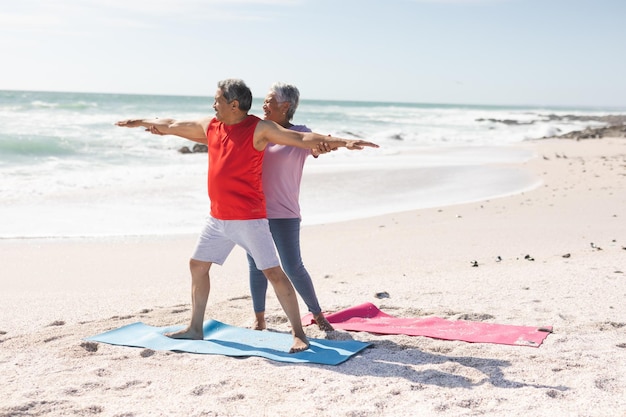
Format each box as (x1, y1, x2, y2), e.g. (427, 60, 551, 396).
(189, 258, 212, 274)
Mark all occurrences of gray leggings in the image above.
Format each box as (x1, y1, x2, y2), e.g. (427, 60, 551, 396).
(247, 218, 322, 315)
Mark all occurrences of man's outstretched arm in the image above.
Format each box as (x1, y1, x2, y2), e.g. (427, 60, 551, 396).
(116, 118, 209, 143)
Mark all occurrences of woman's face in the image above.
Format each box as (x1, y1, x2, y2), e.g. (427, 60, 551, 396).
(262, 92, 285, 123)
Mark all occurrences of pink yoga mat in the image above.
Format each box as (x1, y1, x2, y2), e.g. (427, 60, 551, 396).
(303, 302, 552, 347)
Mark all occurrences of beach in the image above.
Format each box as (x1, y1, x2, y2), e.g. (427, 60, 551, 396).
(1, 136, 625, 416)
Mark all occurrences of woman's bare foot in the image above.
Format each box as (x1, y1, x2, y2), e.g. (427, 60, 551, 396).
(253, 311, 266, 331)
(314, 313, 335, 332)
(165, 327, 203, 340)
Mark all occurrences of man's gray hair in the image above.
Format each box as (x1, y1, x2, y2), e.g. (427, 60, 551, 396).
(218, 79, 253, 111)
(270, 82, 300, 121)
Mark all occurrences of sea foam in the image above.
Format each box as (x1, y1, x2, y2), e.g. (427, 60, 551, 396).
(0, 90, 620, 238)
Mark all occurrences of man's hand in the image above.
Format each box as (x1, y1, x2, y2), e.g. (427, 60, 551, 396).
(115, 117, 206, 143)
(147, 125, 165, 136)
(314, 141, 335, 156)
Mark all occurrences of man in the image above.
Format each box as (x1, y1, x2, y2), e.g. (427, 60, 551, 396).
(116, 79, 378, 353)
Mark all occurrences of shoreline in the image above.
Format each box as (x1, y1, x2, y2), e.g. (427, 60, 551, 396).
(2, 136, 625, 416)
(1, 144, 540, 240)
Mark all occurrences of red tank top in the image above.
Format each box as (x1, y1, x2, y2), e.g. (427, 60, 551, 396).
(206, 115, 265, 220)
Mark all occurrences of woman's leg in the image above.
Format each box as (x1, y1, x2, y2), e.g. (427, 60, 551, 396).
(270, 218, 334, 331)
(247, 252, 268, 330)
(270, 218, 322, 315)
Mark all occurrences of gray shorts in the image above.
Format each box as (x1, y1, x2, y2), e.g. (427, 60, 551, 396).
(191, 216, 279, 271)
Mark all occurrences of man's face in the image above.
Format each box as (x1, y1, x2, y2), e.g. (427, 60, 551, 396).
(212, 89, 229, 121)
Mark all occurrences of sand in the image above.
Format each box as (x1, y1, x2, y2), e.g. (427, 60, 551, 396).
(1, 137, 625, 417)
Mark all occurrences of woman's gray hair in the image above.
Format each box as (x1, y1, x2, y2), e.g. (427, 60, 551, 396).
(269, 82, 300, 121)
(217, 79, 253, 111)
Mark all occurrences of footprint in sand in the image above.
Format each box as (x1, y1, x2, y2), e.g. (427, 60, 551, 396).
(456, 313, 495, 321)
(81, 405, 104, 414)
(594, 377, 619, 393)
(597, 321, 625, 331)
(44, 334, 68, 343)
(191, 381, 228, 396)
(546, 389, 565, 399)
(266, 315, 289, 325)
(456, 398, 483, 409)
(228, 295, 252, 301)
(1, 400, 71, 416)
(221, 393, 245, 402)
(140, 349, 155, 358)
(80, 341, 99, 352)
(110, 314, 135, 320)
(95, 368, 111, 377)
(115, 380, 152, 390)
(403, 307, 431, 317)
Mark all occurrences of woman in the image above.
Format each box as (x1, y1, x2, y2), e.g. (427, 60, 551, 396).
(247, 82, 334, 332)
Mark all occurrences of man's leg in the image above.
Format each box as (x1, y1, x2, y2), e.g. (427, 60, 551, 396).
(262, 266, 309, 353)
(166, 259, 212, 340)
(232, 219, 308, 353)
(168, 216, 233, 339)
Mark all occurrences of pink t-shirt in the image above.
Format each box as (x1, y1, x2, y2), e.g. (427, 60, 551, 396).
(263, 125, 312, 219)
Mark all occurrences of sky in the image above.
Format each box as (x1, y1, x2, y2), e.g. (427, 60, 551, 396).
(1, 0, 625, 107)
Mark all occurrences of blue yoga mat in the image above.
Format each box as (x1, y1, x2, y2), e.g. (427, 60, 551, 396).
(85, 319, 370, 365)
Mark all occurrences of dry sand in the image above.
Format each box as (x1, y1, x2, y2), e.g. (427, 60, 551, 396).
(1, 137, 625, 417)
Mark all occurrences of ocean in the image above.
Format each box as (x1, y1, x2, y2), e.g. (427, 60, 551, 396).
(0, 90, 621, 238)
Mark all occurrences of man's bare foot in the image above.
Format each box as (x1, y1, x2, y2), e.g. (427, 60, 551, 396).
(289, 335, 310, 353)
(253, 312, 266, 331)
(165, 327, 203, 340)
(314, 313, 335, 332)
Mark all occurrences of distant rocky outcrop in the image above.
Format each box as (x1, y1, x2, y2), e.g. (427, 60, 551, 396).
(555, 124, 626, 140)
(178, 144, 208, 154)
(545, 114, 626, 140)
(476, 113, 626, 140)
(475, 118, 534, 125)
(543, 114, 626, 125)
